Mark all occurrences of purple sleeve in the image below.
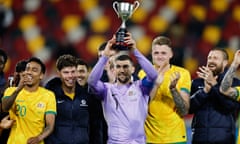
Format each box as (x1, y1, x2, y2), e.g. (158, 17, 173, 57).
(88, 56, 108, 97)
(133, 49, 158, 81)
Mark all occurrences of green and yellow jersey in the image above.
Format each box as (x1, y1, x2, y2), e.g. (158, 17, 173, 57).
(236, 87, 240, 144)
(139, 65, 191, 143)
(3, 87, 56, 144)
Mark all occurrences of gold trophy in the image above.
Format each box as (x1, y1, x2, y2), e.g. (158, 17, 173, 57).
(113, 1, 140, 50)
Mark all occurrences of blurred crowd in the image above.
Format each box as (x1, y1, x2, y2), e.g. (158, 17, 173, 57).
(0, 0, 240, 81)
(0, 0, 240, 143)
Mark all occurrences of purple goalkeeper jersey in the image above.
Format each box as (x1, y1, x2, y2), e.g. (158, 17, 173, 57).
(88, 49, 157, 144)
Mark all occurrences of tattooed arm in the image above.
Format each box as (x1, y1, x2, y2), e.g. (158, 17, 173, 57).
(170, 72, 190, 117)
(220, 50, 240, 100)
(220, 64, 239, 100)
(171, 88, 189, 117)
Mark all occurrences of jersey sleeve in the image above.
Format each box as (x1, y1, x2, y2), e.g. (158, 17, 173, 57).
(2, 87, 17, 108)
(177, 69, 191, 94)
(236, 87, 240, 102)
(45, 91, 57, 115)
(3, 87, 17, 98)
(2, 87, 18, 119)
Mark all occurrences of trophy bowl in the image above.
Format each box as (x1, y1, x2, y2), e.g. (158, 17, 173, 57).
(112, 1, 139, 51)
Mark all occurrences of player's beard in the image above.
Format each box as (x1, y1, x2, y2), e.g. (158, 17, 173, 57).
(117, 73, 131, 84)
(210, 63, 224, 76)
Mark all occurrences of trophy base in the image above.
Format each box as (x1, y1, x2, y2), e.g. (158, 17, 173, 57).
(114, 28, 129, 51)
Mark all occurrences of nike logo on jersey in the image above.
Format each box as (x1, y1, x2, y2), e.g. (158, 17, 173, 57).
(198, 86, 204, 89)
(57, 100, 65, 103)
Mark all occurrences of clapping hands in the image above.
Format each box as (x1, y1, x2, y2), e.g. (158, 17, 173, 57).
(197, 66, 217, 93)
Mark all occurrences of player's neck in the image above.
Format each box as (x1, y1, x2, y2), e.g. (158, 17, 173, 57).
(116, 79, 132, 86)
(62, 84, 75, 94)
(24, 84, 39, 92)
(156, 63, 171, 73)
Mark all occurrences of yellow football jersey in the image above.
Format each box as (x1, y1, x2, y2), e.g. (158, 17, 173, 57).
(3, 87, 56, 144)
(236, 86, 240, 102)
(139, 65, 191, 143)
(236, 87, 240, 144)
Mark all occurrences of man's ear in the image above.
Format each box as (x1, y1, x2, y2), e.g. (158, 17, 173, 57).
(170, 49, 174, 59)
(223, 60, 228, 68)
(39, 73, 44, 80)
(56, 70, 61, 76)
(131, 66, 135, 74)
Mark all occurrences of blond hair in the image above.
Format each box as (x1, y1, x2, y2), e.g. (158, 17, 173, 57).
(152, 36, 172, 47)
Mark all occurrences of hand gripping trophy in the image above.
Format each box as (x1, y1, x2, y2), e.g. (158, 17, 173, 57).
(113, 1, 139, 50)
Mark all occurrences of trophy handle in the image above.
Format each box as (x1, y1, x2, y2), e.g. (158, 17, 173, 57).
(113, 1, 120, 17)
(132, 1, 140, 13)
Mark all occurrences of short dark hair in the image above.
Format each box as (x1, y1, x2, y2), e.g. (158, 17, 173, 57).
(115, 54, 133, 65)
(15, 60, 27, 73)
(0, 49, 8, 63)
(27, 57, 46, 74)
(211, 48, 229, 60)
(76, 58, 89, 69)
(56, 54, 77, 71)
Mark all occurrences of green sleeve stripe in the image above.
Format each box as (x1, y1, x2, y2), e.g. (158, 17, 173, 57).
(236, 88, 240, 101)
(2, 96, 11, 99)
(180, 88, 190, 94)
(45, 111, 57, 115)
(174, 142, 187, 144)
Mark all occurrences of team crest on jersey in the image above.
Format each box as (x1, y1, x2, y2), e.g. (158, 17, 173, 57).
(128, 90, 134, 96)
(128, 90, 137, 101)
(80, 99, 88, 107)
(37, 102, 45, 108)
